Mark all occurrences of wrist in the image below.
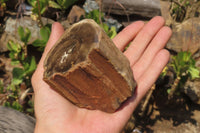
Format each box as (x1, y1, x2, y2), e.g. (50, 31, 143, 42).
(34, 120, 67, 133)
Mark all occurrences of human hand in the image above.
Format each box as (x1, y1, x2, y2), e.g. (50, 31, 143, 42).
(32, 16, 172, 133)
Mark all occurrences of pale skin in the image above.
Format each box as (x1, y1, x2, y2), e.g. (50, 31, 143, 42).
(31, 16, 172, 133)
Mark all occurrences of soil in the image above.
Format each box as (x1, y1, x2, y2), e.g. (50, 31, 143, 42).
(129, 0, 200, 132)
(133, 88, 200, 133)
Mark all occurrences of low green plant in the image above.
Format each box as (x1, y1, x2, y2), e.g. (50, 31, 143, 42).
(28, 0, 45, 26)
(28, 0, 78, 25)
(3, 26, 36, 114)
(160, 66, 168, 78)
(85, 9, 117, 39)
(170, 0, 190, 22)
(7, 27, 36, 86)
(28, 0, 48, 15)
(168, 51, 200, 98)
(32, 24, 51, 51)
(49, 0, 78, 10)
(85, 9, 104, 25)
(3, 84, 23, 112)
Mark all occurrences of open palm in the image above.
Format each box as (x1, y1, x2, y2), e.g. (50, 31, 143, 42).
(32, 16, 172, 133)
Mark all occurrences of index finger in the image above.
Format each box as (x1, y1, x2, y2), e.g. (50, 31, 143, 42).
(112, 21, 144, 51)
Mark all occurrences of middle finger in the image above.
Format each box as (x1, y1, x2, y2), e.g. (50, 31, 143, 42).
(124, 16, 165, 66)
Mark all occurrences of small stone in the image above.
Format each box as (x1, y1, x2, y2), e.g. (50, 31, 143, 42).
(167, 18, 200, 54)
(0, 16, 55, 52)
(183, 79, 200, 104)
(67, 5, 85, 24)
(160, 0, 173, 26)
(83, 0, 99, 13)
(4, 16, 54, 44)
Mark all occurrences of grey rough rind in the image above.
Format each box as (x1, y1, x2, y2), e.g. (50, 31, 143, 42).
(0, 106, 35, 133)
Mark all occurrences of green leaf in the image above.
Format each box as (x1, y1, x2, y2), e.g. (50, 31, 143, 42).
(37, 46, 45, 52)
(170, 51, 200, 80)
(24, 28, 31, 43)
(41, 0, 49, 5)
(18, 26, 31, 44)
(32, 6, 39, 14)
(41, 6, 47, 15)
(18, 26, 25, 41)
(3, 101, 11, 107)
(188, 67, 200, 79)
(86, 9, 104, 24)
(189, 58, 196, 66)
(26, 108, 34, 113)
(167, 89, 171, 94)
(108, 26, 117, 39)
(62, 0, 78, 10)
(49, 0, 62, 9)
(32, 25, 50, 51)
(101, 23, 109, 32)
(182, 51, 191, 62)
(25, 56, 37, 76)
(56, 0, 63, 5)
(21, 52, 25, 61)
(12, 101, 23, 111)
(11, 60, 20, 65)
(9, 52, 16, 59)
(30, 0, 48, 15)
(40, 26, 51, 42)
(28, 0, 35, 6)
(23, 61, 30, 71)
(7, 41, 13, 51)
(32, 39, 46, 47)
(7, 41, 21, 52)
(28, 99, 34, 107)
(12, 67, 25, 85)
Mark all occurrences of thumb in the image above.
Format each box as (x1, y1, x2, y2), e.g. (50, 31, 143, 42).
(32, 22, 64, 91)
(42, 22, 65, 64)
(37, 22, 64, 70)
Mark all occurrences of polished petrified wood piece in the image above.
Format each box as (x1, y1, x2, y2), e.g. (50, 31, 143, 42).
(43, 19, 136, 113)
